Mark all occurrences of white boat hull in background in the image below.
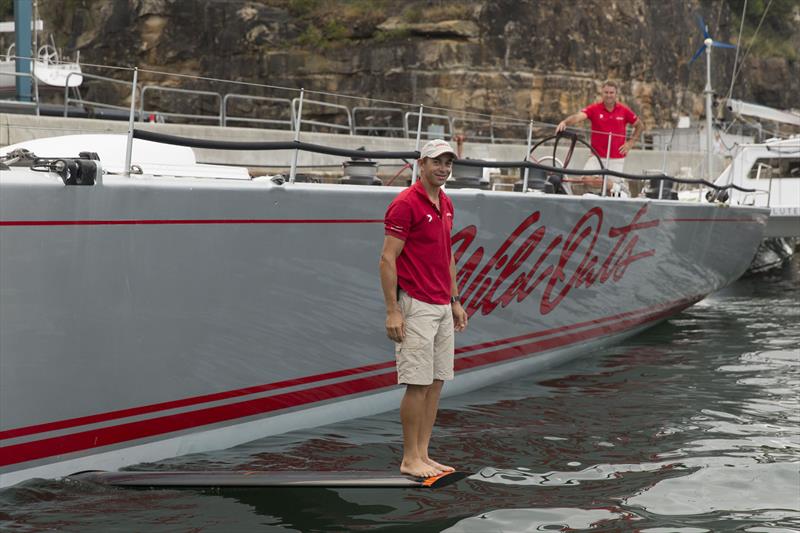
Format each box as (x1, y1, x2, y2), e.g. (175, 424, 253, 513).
(713, 138, 800, 274)
(0, 59, 82, 92)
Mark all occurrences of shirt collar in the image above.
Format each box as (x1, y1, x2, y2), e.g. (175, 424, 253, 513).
(412, 180, 444, 207)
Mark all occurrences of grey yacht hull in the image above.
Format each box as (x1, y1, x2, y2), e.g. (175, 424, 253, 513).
(0, 170, 768, 487)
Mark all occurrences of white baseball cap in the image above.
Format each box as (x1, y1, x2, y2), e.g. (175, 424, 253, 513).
(419, 139, 457, 160)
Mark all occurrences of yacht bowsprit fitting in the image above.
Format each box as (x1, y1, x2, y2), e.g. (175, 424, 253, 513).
(29, 152, 100, 185)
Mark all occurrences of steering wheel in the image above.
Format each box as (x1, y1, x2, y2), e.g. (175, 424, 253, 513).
(531, 155, 572, 195)
(529, 132, 607, 194)
(37, 44, 59, 64)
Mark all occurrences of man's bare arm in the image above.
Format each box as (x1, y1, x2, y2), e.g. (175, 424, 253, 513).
(620, 118, 644, 155)
(556, 111, 588, 133)
(449, 256, 468, 332)
(379, 235, 406, 342)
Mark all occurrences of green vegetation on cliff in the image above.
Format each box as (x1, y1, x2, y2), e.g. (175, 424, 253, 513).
(284, 0, 480, 46)
(287, 0, 390, 45)
(724, 0, 798, 59)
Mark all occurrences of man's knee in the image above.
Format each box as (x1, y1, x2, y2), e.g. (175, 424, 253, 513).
(405, 383, 430, 397)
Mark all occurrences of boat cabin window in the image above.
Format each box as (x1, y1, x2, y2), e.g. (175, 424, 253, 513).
(748, 157, 800, 180)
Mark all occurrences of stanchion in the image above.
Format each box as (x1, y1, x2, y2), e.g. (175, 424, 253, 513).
(124, 67, 138, 177)
(521, 120, 533, 192)
(289, 88, 304, 184)
(410, 104, 424, 184)
(601, 132, 611, 196)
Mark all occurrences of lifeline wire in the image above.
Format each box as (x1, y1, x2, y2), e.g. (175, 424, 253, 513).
(728, 0, 774, 95)
(725, 0, 747, 101)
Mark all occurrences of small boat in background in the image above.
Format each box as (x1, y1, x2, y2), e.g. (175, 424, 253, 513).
(713, 137, 800, 274)
(0, 20, 82, 96)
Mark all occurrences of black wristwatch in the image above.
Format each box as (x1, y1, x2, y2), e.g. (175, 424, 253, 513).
(450, 295, 460, 304)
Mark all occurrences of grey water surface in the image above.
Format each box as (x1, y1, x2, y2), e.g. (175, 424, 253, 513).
(2, 258, 798, 532)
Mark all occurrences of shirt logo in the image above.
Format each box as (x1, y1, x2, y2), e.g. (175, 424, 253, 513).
(599, 113, 604, 119)
(446, 213, 453, 217)
(426, 214, 433, 222)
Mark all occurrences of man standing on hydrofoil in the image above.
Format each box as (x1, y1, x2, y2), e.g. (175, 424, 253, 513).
(380, 139, 469, 478)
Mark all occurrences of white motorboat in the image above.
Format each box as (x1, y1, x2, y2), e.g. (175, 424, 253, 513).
(713, 137, 800, 274)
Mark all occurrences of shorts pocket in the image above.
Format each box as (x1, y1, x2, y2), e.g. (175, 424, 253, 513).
(396, 345, 434, 385)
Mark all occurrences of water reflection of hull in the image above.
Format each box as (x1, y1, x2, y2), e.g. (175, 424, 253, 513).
(0, 169, 768, 487)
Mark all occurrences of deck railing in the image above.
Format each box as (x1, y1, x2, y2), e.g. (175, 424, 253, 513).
(0, 69, 39, 114)
(48, 65, 659, 152)
(63, 71, 134, 118)
(139, 85, 222, 125)
(402, 110, 452, 140)
(352, 106, 405, 137)
(222, 94, 292, 129)
(291, 97, 353, 134)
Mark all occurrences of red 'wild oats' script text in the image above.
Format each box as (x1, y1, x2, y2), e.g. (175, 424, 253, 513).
(452, 204, 659, 317)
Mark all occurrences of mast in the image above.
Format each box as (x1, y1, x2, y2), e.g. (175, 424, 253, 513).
(704, 37, 713, 181)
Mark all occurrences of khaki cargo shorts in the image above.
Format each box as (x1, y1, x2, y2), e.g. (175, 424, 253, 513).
(583, 156, 629, 195)
(395, 291, 454, 385)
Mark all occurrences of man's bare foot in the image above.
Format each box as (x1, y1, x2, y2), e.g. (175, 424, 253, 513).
(400, 458, 441, 478)
(423, 457, 454, 472)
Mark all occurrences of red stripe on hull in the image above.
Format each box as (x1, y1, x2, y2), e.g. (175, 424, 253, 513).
(454, 295, 697, 355)
(1, 296, 700, 441)
(0, 373, 397, 467)
(456, 300, 695, 372)
(0, 217, 765, 227)
(0, 298, 696, 468)
(0, 361, 396, 441)
(0, 219, 384, 227)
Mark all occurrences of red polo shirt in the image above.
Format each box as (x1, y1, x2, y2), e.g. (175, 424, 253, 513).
(582, 102, 638, 159)
(384, 181, 454, 305)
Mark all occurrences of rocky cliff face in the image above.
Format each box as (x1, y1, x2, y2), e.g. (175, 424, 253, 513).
(31, 0, 800, 132)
